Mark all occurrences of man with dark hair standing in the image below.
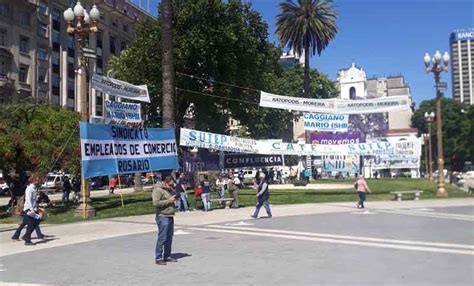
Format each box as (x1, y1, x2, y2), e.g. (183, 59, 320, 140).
(152, 176, 177, 265)
(176, 172, 189, 211)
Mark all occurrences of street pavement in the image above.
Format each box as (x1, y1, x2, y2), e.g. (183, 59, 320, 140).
(0, 198, 473, 285)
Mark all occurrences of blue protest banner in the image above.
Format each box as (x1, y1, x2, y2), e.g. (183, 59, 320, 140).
(80, 122, 178, 179)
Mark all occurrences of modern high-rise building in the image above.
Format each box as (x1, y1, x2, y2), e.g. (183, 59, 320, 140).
(450, 28, 474, 105)
(0, 0, 153, 116)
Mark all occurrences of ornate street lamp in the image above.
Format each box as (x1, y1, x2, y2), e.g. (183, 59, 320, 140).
(423, 51, 449, 197)
(64, 1, 100, 217)
(423, 111, 435, 181)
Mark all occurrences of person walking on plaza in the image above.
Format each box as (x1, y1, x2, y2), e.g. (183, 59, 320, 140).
(62, 176, 72, 206)
(200, 175, 211, 212)
(19, 175, 44, 245)
(109, 176, 117, 195)
(215, 174, 226, 207)
(176, 172, 189, 211)
(355, 175, 371, 209)
(251, 173, 272, 219)
(227, 174, 240, 208)
(152, 177, 177, 265)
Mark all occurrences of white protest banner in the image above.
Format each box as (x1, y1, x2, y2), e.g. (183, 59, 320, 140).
(371, 157, 420, 170)
(259, 91, 410, 114)
(256, 140, 421, 157)
(260, 91, 333, 113)
(180, 128, 259, 153)
(91, 73, 150, 103)
(303, 113, 349, 132)
(105, 100, 142, 125)
(322, 155, 360, 173)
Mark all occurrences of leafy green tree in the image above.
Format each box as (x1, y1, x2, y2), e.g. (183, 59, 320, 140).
(0, 104, 80, 176)
(110, 0, 282, 135)
(412, 98, 473, 171)
(276, 0, 338, 98)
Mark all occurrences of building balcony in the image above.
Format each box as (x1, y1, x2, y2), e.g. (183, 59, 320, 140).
(0, 73, 15, 88)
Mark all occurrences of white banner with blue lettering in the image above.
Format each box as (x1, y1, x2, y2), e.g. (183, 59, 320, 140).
(105, 100, 142, 124)
(303, 113, 349, 132)
(180, 128, 259, 153)
(80, 123, 178, 179)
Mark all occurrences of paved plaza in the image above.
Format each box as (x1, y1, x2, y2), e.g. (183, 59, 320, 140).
(0, 199, 473, 285)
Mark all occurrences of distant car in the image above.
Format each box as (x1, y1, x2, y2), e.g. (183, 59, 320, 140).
(89, 176, 108, 190)
(41, 173, 71, 192)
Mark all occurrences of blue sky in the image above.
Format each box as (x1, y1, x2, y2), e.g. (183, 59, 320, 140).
(130, 0, 473, 106)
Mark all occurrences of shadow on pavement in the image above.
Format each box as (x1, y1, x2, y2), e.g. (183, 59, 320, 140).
(171, 252, 192, 260)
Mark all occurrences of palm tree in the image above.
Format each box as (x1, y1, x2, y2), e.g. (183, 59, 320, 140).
(161, 0, 175, 128)
(276, 0, 337, 98)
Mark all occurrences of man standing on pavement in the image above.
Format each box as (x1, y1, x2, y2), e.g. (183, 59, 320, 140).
(152, 176, 177, 265)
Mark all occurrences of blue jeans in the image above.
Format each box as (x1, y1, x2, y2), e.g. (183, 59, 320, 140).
(217, 188, 225, 199)
(62, 191, 70, 205)
(177, 192, 189, 211)
(12, 215, 43, 239)
(201, 193, 211, 211)
(253, 198, 272, 218)
(357, 191, 366, 208)
(155, 215, 174, 260)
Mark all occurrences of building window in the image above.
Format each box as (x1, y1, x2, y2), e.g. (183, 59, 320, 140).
(20, 12, 30, 26)
(349, 87, 356, 99)
(109, 36, 116, 54)
(67, 34, 75, 49)
(123, 24, 128, 33)
(0, 4, 9, 17)
(38, 1, 48, 15)
(38, 23, 48, 38)
(19, 65, 28, 82)
(38, 47, 48, 60)
(96, 30, 103, 48)
(52, 8, 61, 30)
(112, 19, 117, 28)
(67, 78, 74, 99)
(0, 29, 5, 46)
(38, 67, 48, 83)
(0, 60, 6, 78)
(120, 41, 127, 51)
(19, 36, 29, 53)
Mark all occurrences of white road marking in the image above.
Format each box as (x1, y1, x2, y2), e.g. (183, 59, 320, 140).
(411, 208, 435, 212)
(189, 227, 473, 256)
(377, 209, 474, 221)
(225, 221, 254, 226)
(174, 230, 191, 235)
(351, 210, 377, 215)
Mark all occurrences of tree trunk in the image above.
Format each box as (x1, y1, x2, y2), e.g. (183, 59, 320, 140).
(303, 43, 310, 98)
(161, 0, 175, 129)
(134, 172, 142, 192)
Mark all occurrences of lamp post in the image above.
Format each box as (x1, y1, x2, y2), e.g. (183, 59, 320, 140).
(423, 50, 449, 197)
(64, 1, 100, 217)
(424, 112, 434, 181)
(422, 133, 429, 179)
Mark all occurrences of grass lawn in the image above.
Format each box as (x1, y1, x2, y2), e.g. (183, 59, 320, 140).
(0, 179, 470, 224)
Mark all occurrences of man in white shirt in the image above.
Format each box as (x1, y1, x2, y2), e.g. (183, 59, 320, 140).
(22, 175, 41, 245)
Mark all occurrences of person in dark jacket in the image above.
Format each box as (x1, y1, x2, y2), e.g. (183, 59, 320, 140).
(62, 176, 72, 206)
(251, 173, 272, 219)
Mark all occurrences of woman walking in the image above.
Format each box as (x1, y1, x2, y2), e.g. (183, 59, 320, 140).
(355, 175, 371, 209)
